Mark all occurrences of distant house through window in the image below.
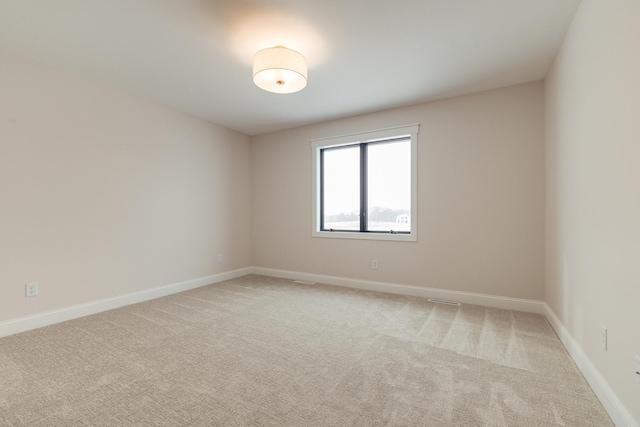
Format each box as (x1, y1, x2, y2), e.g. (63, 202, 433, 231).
(311, 124, 418, 242)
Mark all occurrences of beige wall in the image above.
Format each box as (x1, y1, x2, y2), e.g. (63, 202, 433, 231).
(0, 50, 252, 322)
(251, 82, 545, 300)
(545, 0, 640, 422)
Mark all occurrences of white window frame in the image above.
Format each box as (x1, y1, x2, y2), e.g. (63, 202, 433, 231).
(311, 124, 419, 242)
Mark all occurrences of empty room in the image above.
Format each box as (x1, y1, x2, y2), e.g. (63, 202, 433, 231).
(1, 0, 638, 425)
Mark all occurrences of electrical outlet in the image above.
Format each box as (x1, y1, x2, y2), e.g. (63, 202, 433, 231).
(600, 325, 607, 351)
(635, 355, 640, 386)
(371, 259, 378, 270)
(25, 282, 38, 297)
(217, 254, 223, 263)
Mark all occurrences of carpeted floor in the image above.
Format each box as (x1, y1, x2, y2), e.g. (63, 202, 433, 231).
(0, 275, 612, 426)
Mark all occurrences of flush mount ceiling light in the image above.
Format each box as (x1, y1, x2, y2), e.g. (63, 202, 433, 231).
(253, 46, 307, 94)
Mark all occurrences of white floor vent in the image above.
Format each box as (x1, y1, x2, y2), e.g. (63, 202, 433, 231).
(293, 280, 316, 286)
(428, 298, 461, 306)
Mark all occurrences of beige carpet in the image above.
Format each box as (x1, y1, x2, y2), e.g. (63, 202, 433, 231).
(0, 275, 612, 426)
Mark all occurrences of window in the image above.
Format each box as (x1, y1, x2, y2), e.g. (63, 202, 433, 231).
(311, 124, 418, 241)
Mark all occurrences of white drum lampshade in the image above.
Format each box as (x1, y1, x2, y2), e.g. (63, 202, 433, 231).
(253, 46, 308, 94)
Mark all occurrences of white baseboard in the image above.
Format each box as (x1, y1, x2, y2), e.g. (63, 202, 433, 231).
(251, 267, 545, 314)
(0, 267, 252, 339)
(544, 304, 637, 427)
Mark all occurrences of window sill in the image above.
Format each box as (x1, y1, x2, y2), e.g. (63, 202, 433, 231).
(312, 230, 417, 242)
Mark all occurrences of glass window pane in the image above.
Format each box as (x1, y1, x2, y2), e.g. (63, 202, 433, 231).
(322, 146, 360, 230)
(367, 139, 411, 232)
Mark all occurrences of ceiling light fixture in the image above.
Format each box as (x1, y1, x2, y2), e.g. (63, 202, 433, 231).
(253, 46, 307, 94)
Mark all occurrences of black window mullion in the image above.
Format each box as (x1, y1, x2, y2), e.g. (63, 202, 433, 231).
(319, 148, 325, 230)
(360, 143, 368, 232)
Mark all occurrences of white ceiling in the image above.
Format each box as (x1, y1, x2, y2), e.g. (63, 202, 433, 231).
(0, 0, 581, 135)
